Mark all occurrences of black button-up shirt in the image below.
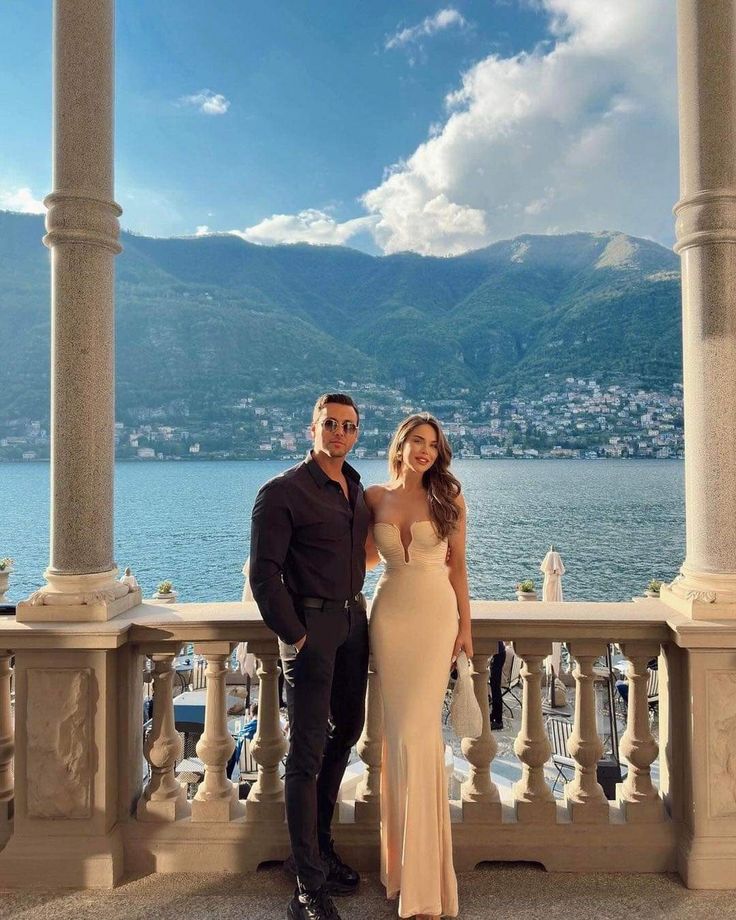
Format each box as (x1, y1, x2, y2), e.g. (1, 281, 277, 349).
(249, 452, 370, 644)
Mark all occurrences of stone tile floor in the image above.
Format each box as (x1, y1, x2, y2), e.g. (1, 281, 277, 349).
(0, 864, 733, 920)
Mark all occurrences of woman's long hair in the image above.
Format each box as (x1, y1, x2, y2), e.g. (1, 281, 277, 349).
(388, 413, 461, 541)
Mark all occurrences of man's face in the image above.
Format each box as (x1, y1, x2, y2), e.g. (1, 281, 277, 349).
(311, 402, 359, 460)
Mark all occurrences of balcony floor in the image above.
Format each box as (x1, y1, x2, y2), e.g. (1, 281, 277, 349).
(0, 864, 731, 919)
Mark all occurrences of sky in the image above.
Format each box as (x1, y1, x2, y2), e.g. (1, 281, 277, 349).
(0, 0, 679, 256)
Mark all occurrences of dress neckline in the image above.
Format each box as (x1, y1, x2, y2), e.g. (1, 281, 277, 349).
(374, 520, 435, 564)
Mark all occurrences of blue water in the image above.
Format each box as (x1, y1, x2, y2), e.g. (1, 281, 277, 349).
(1, 459, 685, 604)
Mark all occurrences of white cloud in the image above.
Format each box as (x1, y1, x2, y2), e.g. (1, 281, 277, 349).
(386, 8, 468, 50)
(236, 209, 377, 247)
(179, 89, 230, 115)
(195, 225, 210, 236)
(363, 0, 678, 255)
(0, 186, 45, 214)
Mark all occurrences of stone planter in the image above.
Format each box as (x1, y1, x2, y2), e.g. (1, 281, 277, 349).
(644, 590, 660, 599)
(153, 591, 177, 604)
(516, 591, 538, 602)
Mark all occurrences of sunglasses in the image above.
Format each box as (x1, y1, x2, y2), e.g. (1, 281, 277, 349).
(321, 418, 359, 435)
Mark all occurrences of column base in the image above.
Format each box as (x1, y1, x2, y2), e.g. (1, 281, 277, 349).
(679, 832, 736, 889)
(461, 798, 503, 824)
(616, 786, 665, 823)
(17, 569, 142, 623)
(661, 568, 736, 620)
(191, 784, 245, 822)
(136, 786, 190, 823)
(0, 827, 123, 888)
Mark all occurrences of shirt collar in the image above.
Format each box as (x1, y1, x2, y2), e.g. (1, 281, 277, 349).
(304, 450, 361, 488)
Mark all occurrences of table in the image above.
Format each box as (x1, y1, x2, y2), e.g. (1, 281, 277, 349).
(173, 689, 241, 726)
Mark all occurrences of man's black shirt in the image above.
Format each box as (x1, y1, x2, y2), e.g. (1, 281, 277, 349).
(249, 452, 370, 644)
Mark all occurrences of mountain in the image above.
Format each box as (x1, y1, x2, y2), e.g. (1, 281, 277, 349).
(0, 210, 682, 422)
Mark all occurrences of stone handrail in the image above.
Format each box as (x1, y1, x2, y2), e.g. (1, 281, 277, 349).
(0, 597, 714, 883)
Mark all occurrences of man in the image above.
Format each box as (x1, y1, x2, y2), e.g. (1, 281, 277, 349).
(250, 393, 370, 920)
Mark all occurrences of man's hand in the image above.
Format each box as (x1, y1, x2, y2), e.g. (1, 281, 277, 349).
(294, 634, 307, 652)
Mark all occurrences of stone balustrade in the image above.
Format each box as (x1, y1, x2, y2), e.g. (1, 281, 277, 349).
(0, 597, 722, 887)
(0, 651, 13, 848)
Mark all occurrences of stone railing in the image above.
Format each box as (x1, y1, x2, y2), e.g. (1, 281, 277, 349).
(0, 648, 13, 849)
(0, 598, 726, 887)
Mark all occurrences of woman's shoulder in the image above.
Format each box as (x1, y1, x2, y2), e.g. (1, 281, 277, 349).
(364, 483, 391, 510)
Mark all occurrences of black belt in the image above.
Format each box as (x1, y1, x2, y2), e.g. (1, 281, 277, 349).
(298, 594, 362, 612)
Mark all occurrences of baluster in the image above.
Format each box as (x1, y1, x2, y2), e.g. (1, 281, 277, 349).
(512, 640, 556, 823)
(565, 641, 609, 822)
(137, 650, 189, 821)
(191, 642, 243, 821)
(461, 648, 502, 822)
(0, 652, 14, 841)
(355, 655, 383, 823)
(617, 641, 663, 822)
(246, 642, 288, 822)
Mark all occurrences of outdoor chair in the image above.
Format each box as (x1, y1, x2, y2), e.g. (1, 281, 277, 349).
(191, 658, 207, 690)
(546, 716, 575, 793)
(501, 652, 523, 715)
(647, 667, 659, 717)
(175, 720, 204, 794)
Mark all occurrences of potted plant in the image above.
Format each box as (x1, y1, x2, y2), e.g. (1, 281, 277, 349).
(516, 578, 537, 601)
(0, 558, 13, 603)
(154, 579, 177, 603)
(644, 578, 662, 598)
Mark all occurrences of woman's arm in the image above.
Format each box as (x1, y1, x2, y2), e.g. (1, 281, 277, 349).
(364, 485, 382, 571)
(447, 493, 474, 660)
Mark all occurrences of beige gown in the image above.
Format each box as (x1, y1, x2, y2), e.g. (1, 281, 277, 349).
(370, 520, 459, 919)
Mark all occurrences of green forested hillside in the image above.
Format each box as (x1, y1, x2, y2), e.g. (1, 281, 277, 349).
(0, 210, 682, 421)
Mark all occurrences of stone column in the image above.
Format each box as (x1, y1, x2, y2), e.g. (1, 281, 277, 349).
(461, 648, 502, 823)
(0, 652, 13, 845)
(564, 641, 608, 823)
(137, 652, 189, 822)
(662, 0, 736, 620)
(246, 643, 288, 822)
(191, 643, 243, 821)
(16, 0, 139, 624)
(616, 642, 663, 823)
(355, 655, 383, 824)
(512, 640, 556, 823)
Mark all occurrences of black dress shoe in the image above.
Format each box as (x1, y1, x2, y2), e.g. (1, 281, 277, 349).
(491, 720, 504, 730)
(287, 885, 340, 920)
(320, 839, 360, 895)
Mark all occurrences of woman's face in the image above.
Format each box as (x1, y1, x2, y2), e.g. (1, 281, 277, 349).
(400, 423, 439, 474)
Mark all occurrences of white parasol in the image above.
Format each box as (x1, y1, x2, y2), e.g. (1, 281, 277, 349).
(540, 546, 566, 680)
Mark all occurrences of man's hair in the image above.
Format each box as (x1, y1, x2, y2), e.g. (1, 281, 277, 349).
(312, 393, 360, 426)
(250, 702, 259, 717)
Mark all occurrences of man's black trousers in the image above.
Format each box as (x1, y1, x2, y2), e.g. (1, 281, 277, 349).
(489, 641, 507, 724)
(280, 595, 369, 891)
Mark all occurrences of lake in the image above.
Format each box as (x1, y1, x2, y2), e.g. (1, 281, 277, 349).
(1, 459, 685, 604)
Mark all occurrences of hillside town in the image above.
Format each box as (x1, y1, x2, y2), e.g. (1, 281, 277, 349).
(0, 377, 684, 462)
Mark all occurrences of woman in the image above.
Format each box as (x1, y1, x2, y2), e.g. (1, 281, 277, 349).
(365, 413, 473, 920)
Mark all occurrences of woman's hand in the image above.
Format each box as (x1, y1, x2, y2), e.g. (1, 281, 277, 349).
(452, 625, 474, 662)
